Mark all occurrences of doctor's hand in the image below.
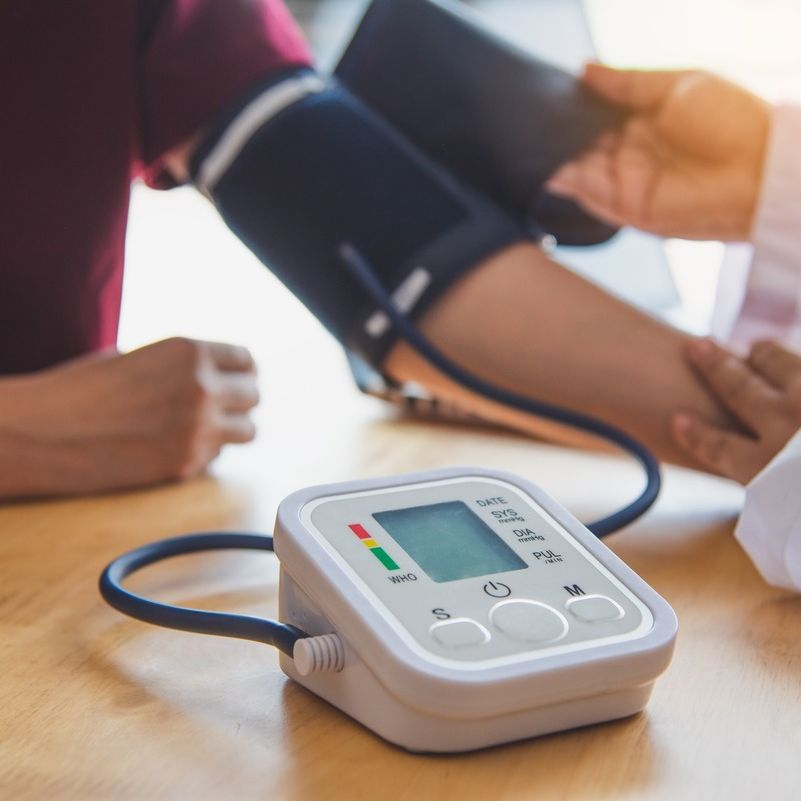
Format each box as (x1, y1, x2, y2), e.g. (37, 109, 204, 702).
(547, 64, 771, 241)
(0, 337, 259, 498)
(672, 339, 801, 483)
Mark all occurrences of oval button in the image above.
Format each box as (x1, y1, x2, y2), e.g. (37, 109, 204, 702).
(566, 594, 625, 622)
(429, 618, 491, 649)
(490, 600, 568, 643)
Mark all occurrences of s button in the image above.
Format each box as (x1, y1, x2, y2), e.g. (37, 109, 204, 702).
(429, 618, 491, 649)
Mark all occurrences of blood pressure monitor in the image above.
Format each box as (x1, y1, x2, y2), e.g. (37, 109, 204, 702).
(275, 467, 677, 752)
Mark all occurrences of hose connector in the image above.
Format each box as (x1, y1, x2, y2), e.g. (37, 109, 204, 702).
(293, 633, 346, 676)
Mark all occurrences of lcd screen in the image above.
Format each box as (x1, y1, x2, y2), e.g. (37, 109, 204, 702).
(373, 501, 527, 582)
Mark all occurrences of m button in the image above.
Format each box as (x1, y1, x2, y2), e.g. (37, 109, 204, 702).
(566, 594, 625, 622)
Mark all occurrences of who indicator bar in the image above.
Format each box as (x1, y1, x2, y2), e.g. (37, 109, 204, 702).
(348, 523, 400, 571)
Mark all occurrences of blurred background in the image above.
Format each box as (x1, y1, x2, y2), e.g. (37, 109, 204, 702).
(120, 0, 801, 371)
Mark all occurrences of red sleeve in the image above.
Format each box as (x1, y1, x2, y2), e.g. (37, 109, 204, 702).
(137, 0, 312, 187)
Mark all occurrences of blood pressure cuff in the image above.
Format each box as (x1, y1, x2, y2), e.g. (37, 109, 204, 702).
(190, 71, 527, 366)
(335, 0, 626, 246)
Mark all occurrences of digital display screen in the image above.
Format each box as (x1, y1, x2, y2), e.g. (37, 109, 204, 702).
(373, 501, 527, 583)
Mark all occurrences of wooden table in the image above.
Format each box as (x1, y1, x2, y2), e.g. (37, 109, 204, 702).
(2, 332, 800, 801)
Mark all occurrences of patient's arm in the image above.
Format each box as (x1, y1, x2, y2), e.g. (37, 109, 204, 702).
(0, 338, 258, 499)
(382, 242, 736, 468)
(173, 76, 733, 470)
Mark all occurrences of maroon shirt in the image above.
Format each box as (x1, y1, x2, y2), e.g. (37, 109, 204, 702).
(0, 0, 311, 375)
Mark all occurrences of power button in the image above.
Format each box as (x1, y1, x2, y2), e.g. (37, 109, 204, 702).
(483, 581, 511, 598)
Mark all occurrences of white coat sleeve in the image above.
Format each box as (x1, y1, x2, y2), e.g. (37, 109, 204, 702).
(713, 104, 801, 349)
(720, 104, 801, 591)
(735, 429, 801, 592)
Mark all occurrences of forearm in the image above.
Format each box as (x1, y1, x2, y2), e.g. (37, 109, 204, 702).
(0, 339, 259, 500)
(0, 375, 76, 498)
(383, 242, 736, 467)
(0, 372, 136, 499)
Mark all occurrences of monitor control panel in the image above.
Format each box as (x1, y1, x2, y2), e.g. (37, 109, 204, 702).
(301, 475, 653, 666)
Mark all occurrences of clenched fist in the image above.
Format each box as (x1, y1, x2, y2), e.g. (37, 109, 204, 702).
(0, 337, 260, 498)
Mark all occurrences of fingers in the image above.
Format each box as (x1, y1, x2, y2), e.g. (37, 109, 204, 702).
(671, 413, 759, 484)
(185, 340, 260, 445)
(686, 339, 781, 430)
(211, 348, 259, 442)
(204, 341, 256, 372)
(548, 150, 625, 226)
(674, 338, 800, 483)
(747, 340, 801, 390)
(612, 121, 660, 228)
(548, 122, 660, 230)
(582, 63, 686, 110)
(218, 373, 260, 412)
(218, 414, 257, 444)
(592, 130, 621, 154)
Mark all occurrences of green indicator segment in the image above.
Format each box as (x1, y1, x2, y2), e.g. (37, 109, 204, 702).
(371, 547, 400, 571)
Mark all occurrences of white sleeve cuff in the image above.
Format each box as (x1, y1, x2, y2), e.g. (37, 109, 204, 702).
(735, 428, 801, 592)
(751, 103, 801, 272)
(719, 104, 801, 349)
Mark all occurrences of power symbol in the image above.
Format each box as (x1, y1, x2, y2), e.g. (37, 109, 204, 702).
(483, 581, 511, 598)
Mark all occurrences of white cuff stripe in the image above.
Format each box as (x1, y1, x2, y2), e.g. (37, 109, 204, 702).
(364, 268, 433, 338)
(195, 74, 327, 194)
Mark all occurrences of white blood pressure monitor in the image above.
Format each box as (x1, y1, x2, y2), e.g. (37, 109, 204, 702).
(275, 467, 677, 752)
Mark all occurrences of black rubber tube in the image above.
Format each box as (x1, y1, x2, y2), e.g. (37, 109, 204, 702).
(339, 242, 661, 538)
(99, 532, 308, 656)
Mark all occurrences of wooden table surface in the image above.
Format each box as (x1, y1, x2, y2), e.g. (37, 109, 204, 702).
(2, 331, 800, 801)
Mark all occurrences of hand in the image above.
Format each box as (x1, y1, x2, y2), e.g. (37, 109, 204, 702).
(672, 339, 801, 483)
(0, 337, 259, 497)
(547, 63, 771, 241)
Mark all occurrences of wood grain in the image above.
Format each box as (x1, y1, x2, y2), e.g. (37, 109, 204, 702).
(2, 341, 800, 801)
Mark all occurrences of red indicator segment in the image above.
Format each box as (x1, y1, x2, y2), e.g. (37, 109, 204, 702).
(348, 523, 372, 540)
